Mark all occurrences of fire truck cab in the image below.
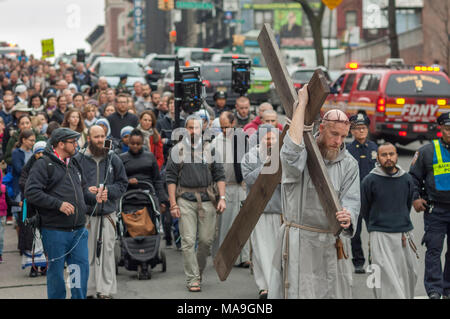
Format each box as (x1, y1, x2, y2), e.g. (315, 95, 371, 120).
(323, 61, 450, 145)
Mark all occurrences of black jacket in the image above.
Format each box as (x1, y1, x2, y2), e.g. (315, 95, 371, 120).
(156, 114, 185, 163)
(50, 108, 65, 124)
(24, 148, 97, 231)
(107, 112, 139, 140)
(74, 149, 128, 216)
(120, 149, 168, 203)
(409, 139, 450, 205)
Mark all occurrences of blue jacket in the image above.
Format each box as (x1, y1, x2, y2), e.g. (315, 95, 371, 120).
(346, 139, 378, 181)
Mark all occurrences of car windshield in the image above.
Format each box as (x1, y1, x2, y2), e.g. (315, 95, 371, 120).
(150, 59, 175, 72)
(386, 73, 450, 97)
(253, 68, 271, 79)
(292, 70, 315, 83)
(202, 65, 231, 81)
(99, 62, 144, 77)
(190, 51, 215, 61)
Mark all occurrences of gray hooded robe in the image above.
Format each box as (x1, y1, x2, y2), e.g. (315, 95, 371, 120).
(363, 165, 418, 299)
(210, 132, 249, 264)
(241, 136, 283, 293)
(268, 131, 360, 299)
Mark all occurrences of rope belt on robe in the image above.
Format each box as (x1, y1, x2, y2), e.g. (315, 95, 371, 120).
(282, 218, 348, 299)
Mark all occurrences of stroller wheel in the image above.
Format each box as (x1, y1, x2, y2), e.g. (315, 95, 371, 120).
(137, 264, 151, 280)
(160, 250, 167, 272)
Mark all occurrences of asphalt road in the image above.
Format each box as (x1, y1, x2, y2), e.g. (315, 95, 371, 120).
(0, 138, 442, 299)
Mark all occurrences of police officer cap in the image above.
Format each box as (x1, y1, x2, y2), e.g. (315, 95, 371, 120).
(214, 90, 227, 100)
(437, 112, 450, 126)
(349, 113, 370, 126)
(50, 128, 80, 144)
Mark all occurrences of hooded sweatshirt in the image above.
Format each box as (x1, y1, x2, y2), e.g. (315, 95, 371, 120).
(360, 164, 414, 233)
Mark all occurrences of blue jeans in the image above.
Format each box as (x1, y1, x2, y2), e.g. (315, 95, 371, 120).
(41, 227, 89, 299)
(423, 205, 450, 297)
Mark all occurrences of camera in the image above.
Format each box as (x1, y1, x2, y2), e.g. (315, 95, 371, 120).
(232, 59, 251, 96)
(175, 60, 204, 114)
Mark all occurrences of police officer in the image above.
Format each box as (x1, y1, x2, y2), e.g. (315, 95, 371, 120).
(212, 91, 229, 118)
(409, 112, 450, 299)
(346, 113, 378, 274)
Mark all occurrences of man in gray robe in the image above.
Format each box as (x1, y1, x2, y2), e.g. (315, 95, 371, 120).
(361, 142, 418, 299)
(242, 124, 282, 299)
(211, 112, 250, 267)
(268, 85, 360, 299)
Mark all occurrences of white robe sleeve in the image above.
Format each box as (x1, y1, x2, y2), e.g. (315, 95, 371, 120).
(339, 157, 361, 238)
(280, 131, 307, 182)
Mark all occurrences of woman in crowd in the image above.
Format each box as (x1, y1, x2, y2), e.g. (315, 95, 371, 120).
(49, 95, 68, 124)
(83, 103, 98, 129)
(28, 94, 45, 116)
(137, 110, 164, 170)
(103, 104, 116, 118)
(61, 109, 88, 148)
(4, 115, 46, 165)
(44, 93, 57, 118)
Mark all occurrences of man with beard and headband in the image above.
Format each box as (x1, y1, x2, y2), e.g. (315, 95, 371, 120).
(74, 125, 128, 299)
(241, 124, 282, 299)
(25, 128, 102, 299)
(166, 115, 226, 292)
(361, 142, 418, 298)
(268, 85, 360, 299)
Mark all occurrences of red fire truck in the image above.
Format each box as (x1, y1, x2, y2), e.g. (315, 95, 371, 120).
(323, 61, 450, 145)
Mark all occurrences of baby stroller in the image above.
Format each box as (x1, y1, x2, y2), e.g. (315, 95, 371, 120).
(116, 181, 167, 280)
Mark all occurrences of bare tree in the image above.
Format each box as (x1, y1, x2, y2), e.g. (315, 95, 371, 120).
(427, 0, 450, 73)
(388, 0, 399, 58)
(292, 0, 326, 66)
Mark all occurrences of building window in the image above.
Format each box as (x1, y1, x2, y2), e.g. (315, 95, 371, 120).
(254, 11, 273, 30)
(345, 11, 357, 30)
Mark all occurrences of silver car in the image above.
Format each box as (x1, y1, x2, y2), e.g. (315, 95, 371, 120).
(90, 57, 146, 89)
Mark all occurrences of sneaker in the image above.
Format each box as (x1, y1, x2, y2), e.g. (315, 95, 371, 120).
(6, 216, 13, 225)
(354, 266, 366, 274)
(166, 241, 173, 249)
(29, 267, 39, 278)
(429, 292, 441, 299)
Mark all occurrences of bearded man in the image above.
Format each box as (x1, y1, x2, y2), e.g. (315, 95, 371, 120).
(74, 125, 128, 299)
(268, 85, 360, 299)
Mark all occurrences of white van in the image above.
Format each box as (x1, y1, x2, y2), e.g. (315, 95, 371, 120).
(177, 47, 223, 65)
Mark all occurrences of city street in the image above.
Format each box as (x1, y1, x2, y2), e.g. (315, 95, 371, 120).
(0, 140, 443, 299)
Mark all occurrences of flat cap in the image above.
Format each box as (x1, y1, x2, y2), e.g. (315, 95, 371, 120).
(50, 127, 80, 144)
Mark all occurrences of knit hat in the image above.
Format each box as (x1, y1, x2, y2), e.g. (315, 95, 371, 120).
(33, 141, 47, 155)
(120, 126, 134, 138)
(14, 84, 27, 94)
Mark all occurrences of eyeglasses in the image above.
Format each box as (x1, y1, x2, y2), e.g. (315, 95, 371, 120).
(64, 139, 78, 145)
(27, 138, 36, 143)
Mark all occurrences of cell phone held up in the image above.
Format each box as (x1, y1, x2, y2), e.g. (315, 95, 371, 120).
(104, 139, 112, 150)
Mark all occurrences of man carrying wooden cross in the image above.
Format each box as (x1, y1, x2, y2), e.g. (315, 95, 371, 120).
(268, 85, 360, 299)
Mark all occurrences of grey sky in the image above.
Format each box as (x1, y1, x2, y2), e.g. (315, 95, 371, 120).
(0, 0, 105, 58)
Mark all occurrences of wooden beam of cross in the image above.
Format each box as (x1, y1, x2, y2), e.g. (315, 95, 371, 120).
(213, 23, 343, 281)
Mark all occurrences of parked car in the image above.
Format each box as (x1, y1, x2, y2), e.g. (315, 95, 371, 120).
(269, 65, 331, 112)
(211, 53, 251, 63)
(200, 62, 240, 107)
(177, 47, 223, 65)
(85, 52, 114, 67)
(248, 67, 272, 105)
(90, 57, 146, 90)
(144, 54, 180, 91)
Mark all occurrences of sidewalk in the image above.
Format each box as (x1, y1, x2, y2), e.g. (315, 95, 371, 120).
(0, 224, 47, 299)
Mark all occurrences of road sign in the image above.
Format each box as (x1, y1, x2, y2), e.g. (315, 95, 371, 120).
(176, 1, 213, 10)
(223, 0, 239, 12)
(41, 39, 54, 59)
(322, 0, 342, 10)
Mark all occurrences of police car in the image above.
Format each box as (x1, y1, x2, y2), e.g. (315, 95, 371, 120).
(323, 59, 450, 145)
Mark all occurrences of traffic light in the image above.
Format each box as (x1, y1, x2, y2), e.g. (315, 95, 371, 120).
(169, 30, 177, 43)
(158, 0, 174, 11)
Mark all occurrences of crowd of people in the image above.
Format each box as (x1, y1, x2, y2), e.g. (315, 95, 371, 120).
(0, 52, 449, 300)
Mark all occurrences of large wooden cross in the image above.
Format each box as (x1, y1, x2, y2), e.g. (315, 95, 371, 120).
(213, 24, 343, 281)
